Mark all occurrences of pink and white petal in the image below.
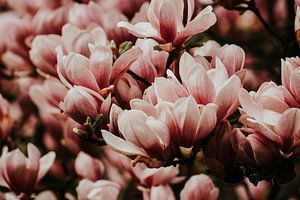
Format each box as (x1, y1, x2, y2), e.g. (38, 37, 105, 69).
(37, 152, 56, 181)
(183, 63, 216, 105)
(245, 118, 283, 146)
(146, 117, 170, 146)
(118, 21, 160, 38)
(239, 88, 262, 120)
(174, 96, 200, 147)
(102, 130, 147, 157)
(276, 108, 300, 151)
(207, 57, 228, 93)
(195, 103, 218, 143)
(130, 99, 159, 118)
(179, 52, 196, 81)
(89, 45, 112, 89)
(214, 76, 240, 121)
(158, 1, 178, 42)
(110, 47, 142, 84)
(174, 6, 217, 45)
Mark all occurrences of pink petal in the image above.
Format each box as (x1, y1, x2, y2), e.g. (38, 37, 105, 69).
(174, 96, 200, 147)
(239, 88, 262, 120)
(276, 108, 300, 152)
(89, 45, 112, 89)
(214, 75, 240, 121)
(174, 6, 217, 45)
(110, 47, 142, 84)
(102, 130, 147, 156)
(157, 1, 177, 42)
(118, 21, 159, 38)
(37, 151, 56, 181)
(195, 103, 218, 143)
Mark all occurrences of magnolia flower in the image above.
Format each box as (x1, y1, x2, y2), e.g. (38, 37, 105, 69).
(191, 41, 246, 77)
(29, 78, 68, 114)
(114, 73, 144, 108)
(155, 97, 218, 157)
(239, 88, 300, 158)
(68, 2, 133, 44)
(151, 52, 241, 122)
(103, 96, 217, 163)
(180, 174, 219, 200)
(61, 23, 107, 57)
(32, 6, 69, 35)
(230, 128, 280, 167)
(0, 95, 13, 142)
(128, 39, 168, 83)
(0, 144, 55, 196)
(60, 86, 111, 124)
(76, 179, 120, 200)
(29, 35, 61, 76)
(57, 44, 142, 94)
(102, 107, 171, 165)
(281, 57, 300, 107)
(118, 1, 217, 47)
(75, 151, 104, 181)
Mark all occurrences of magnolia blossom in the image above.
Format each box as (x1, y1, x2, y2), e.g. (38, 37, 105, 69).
(57, 44, 142, 94)
(118, 1, 217, 47)
(102, 109, 171, 164)
(29, 78, 68, 114)
(103, 96, 217, 164)
(75, 151, 104, 181)
(281, 57, 300, 107)
(239, 87, 300, 158)
(180, 174, 219, 200)
(68, 2, 134, 44)
(128, 38, 168, 83)
(149, 52, 241, 122)
(60, 86, 111, 124)
(191, 41, 246, 77)
(0, 144, 55, 196)
(76, 179, 120, 200)
(30, 35, 61, 76)
(60, 23, 107, 57)
(32, 6, 70, 34)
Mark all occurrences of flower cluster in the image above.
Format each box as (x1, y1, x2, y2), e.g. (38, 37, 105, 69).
(0, 0, 300, 199)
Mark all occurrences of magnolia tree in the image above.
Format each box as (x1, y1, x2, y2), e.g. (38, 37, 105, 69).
(0, 0, 300, 199)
